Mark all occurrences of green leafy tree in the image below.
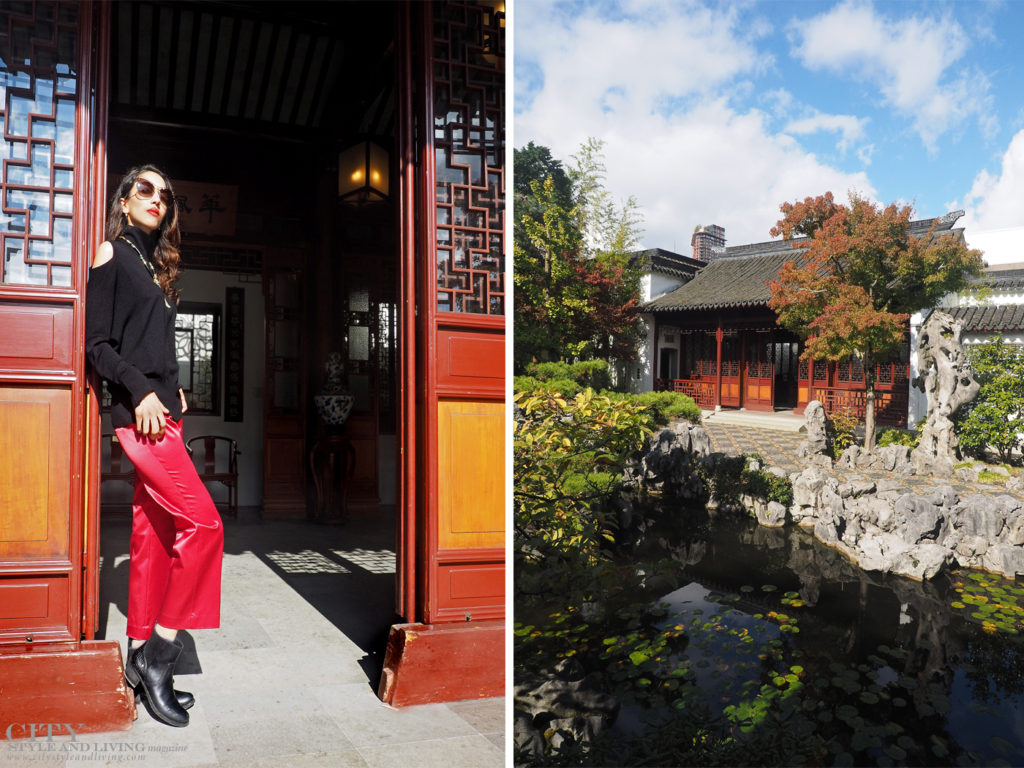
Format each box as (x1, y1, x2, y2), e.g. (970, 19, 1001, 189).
(768, 192, 983, 448)
(957, 336, 1024, 463)
(513, 139, 644, 373)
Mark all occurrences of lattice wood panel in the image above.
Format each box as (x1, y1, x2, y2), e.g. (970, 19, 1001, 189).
(0, 1, 78, 288)
(432, 0, 504, 315)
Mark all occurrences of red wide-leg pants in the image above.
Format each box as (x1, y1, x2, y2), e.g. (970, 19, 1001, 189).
(115, 418, 223, 640)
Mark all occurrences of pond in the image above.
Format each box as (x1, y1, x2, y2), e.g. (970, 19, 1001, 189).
(516, 505, 1024, 766)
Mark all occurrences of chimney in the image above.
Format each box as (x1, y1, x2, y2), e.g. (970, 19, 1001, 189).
(691, 224, 725, 263)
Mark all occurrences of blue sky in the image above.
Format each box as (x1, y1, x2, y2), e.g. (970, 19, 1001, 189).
(514, 0, 1024, 255)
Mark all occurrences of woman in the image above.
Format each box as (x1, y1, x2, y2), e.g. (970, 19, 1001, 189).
(85, 165, 223, 728)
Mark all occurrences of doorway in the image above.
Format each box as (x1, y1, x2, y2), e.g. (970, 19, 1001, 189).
(99, 0, 401, 683)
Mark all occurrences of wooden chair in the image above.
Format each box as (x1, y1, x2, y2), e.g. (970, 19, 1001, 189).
(186, 435, 240, 519)
(100, 433, 135, 515)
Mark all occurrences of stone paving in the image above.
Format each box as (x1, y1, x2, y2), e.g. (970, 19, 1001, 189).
(6, 508, 505, 768)
(703, 418, 1023, 501)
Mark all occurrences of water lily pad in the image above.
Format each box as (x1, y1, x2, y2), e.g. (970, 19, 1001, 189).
(885, 745, 907, 761)
(892, 697, 907, 707)
(860, 691, 879, 704)
(761, 584, 777, 592)
(951, 601, 966, 609)
(837, 704, 859, 721)
(834, 752, 855, 767)
(740, 585, 754, 593)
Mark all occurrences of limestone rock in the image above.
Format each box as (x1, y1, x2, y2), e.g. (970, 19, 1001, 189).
(514, 709, 544, 761)
(891, 542, 952, 581)
(1007, 474, 1024, 495)
(910, 311, 979, 475)
(797, 400, 833, 458)
(626, 421, 710, 499)
(982, 545, 1024, 579)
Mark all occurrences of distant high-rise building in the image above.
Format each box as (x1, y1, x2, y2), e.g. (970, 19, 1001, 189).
(691, 224, 725, 263)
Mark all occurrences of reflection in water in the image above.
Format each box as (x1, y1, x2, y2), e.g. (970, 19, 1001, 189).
(620, 507, 1024, 764)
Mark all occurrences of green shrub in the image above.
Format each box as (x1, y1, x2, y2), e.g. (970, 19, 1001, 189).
(877, 426, 920, 448)
(957, 337, 1024, 463)
(978, 469, 1008, 484)
(703, 455, 792, 508)
(513, 375, 541, 393)
(606, 389, 702, 426)
(829, 410, 859, 458)
(526, 359, 612, 390)
(743, 468, 795, 507)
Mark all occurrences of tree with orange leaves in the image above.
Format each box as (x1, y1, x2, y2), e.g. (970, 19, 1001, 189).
(768, 192, 983, 448)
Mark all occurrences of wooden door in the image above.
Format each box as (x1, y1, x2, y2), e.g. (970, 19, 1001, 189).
(262, 249, 308, 517)
(397, 0, 504, 625)
(0, 0, 102, 648)
(720, 336, 742, 407)
(744, 331, 774, 411)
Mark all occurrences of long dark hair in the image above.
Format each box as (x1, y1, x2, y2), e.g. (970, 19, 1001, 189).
(106, 164, 182, 304)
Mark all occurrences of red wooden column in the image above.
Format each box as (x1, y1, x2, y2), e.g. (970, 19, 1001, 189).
(0, 0, 135, 736)
(381, 0, 505, 707)
(715, 322, 724, 409)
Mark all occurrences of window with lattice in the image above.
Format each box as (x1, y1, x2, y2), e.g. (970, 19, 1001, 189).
(175, 302, 221, 415)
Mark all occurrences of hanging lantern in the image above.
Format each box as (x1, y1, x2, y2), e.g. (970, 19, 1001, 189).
(338, 141, 389, 204)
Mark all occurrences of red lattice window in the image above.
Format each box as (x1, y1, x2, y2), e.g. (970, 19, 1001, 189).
(0, 1, 79, 288)
(432, 1, 504, 315)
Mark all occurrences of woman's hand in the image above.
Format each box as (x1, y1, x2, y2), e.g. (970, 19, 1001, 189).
(179, 388, 188, 414)
(135, 392, 170, 440)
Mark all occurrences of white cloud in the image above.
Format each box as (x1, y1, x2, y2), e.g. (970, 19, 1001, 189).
(784, 111, 868, 153)
(857, 144, 875, 165)
(789, 0, 994, 151)
(960, 129, 1024, 232)
(515, 1, 875, 249)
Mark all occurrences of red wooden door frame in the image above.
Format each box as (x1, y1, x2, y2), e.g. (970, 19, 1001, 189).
(0, 0, 133, 735)
(382, 0, 504, 705)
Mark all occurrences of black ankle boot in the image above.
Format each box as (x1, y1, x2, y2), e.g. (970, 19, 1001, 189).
(125, 646, 194, 710)
(130, 634, 189, 727)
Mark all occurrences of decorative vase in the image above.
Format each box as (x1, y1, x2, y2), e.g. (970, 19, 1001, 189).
(314, 352, 354, 427)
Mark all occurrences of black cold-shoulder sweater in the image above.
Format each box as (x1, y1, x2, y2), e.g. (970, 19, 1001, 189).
(84, 226, 182, 429)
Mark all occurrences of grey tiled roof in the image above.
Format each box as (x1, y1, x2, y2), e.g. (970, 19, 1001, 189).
(645, 248, 797, 310)
(947, 304, 1024, 332)
(646, 211, 967, 313)
(630, 247, 704, 281)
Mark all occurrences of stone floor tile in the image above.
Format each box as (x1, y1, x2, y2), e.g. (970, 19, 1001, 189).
(446, 697, 506, 735)
(173, 647, 371, 696)
(2, 745, 68, 767)
(484, 731, 505, 751)
(312, 684, 479, 747)
(209, 714, 352, 764)
(356, 734, 503, 768)
(182, 615, 276, 653)
(196, 687, 338, 726)
(52, 701, 216, 767)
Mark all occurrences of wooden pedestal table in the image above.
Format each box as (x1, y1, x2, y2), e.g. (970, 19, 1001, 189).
(309, 434, 356, 523)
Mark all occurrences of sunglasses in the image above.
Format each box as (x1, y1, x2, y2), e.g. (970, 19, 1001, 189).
(132, 178, 172, 206)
